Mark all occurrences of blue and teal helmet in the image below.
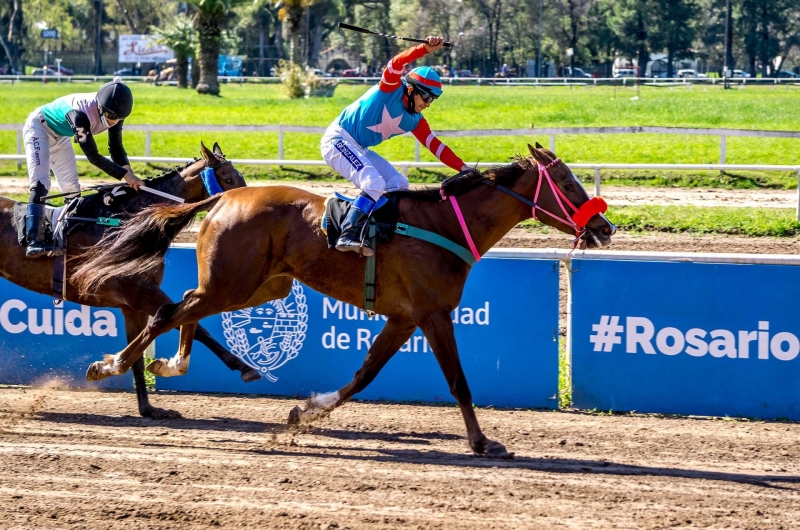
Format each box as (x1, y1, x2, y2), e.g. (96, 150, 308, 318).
(403, 66, 443, 98)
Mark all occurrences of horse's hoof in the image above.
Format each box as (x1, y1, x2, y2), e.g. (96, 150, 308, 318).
(240, 368, 261, 383)
(145, 358, 168, 377)
(141, 405, 182, 420)
(287, 406, 302, 426)
(474, 440, 514, 460)
(86, 361, 109, 381)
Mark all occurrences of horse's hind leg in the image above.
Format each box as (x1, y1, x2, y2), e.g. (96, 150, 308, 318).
(288, 317, 417, 424)
(87, 289, 225, 381)
(145, 322, 197, 378)
(418, 309, 511, 459)
(131, 281, 260, 382)
(147, 277, 295, 378)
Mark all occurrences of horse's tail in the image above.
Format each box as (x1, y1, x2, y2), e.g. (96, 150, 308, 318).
(72, 195, 223, 295)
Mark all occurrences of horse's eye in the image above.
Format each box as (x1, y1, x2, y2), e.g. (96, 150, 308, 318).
(564, 184, 574, 192)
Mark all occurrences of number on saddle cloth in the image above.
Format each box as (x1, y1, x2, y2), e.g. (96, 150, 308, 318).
(322, 193, 399, 250)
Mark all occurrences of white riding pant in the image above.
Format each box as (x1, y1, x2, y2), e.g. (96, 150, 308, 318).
(321, 124, 408, 202)
(23, 108, 81, 195)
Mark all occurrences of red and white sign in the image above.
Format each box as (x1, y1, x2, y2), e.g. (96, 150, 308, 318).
(118, 35, 174, 63)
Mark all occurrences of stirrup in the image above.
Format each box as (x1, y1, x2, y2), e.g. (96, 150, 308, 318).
(26, 243, 63, 258)
(26, 244, 51, 258)
(336, 237, 374, 257)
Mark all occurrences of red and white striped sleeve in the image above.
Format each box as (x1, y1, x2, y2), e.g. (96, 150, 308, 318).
(411, 118, 465, 172)
(379, 44, 428, 92)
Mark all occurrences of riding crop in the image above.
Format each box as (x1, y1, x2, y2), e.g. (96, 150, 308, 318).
(338, 22, 452, 48)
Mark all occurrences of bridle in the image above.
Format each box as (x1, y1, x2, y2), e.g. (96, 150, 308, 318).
(525, 157, 608, 239)
(440, 158, 608, 262)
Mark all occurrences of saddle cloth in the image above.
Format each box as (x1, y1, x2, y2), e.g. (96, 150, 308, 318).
(323, 192, 400, 249)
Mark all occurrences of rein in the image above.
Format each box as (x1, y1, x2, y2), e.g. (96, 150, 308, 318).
(440, 159, 608, 259)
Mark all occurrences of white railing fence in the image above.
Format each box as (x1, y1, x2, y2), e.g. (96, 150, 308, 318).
(2, 124, 800, 218)
(2, 74, 799, 88)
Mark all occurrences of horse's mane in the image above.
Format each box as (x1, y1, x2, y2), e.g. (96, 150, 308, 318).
(143, 158, 199, 185)
(392, 156, 534, 202)
(73, 159, 201, 217)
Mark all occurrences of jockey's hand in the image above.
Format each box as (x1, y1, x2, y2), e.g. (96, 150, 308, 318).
(423, 36, 445, 53)
(461, 164, 470, 172)
(123, 170, 144, 191)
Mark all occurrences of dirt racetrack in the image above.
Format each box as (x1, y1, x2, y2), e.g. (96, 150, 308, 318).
(1, 387, 799, 529)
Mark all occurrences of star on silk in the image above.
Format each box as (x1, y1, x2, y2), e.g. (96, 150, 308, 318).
(367, 106, 405, 141)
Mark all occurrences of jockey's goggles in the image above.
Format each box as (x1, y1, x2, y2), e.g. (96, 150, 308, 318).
(416, 88, 438, 104)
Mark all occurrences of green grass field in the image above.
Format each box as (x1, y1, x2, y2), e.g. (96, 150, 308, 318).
(2, 82, 799, 236)
(1, 82, 799, 187)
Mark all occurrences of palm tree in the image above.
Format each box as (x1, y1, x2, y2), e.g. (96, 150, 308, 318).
(154, 14, 197, 89)
(277, 0, 310, 64)
(185, 0, 247, 95)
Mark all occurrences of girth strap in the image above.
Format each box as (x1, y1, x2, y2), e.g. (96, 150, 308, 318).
(395, 223, 477, 266)
(364, 219, 378, 314)
(361, 221, 476, 316)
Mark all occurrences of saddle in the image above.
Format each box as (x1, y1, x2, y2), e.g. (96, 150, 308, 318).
(14, 202, 66, 249)
(14, 189, 128, 253)
(323, 191, 478, 315)
(322, 192, 400, 249)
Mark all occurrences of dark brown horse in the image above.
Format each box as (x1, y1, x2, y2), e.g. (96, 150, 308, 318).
(0, 142, 258, 419)
(74, 144, 615, 457)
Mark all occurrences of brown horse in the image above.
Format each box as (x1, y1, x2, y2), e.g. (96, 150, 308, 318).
(0, 142, 258, 419)
(74, 144, 615, 457)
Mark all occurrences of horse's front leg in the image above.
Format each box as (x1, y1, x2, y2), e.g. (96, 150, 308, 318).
(419, 309, 513, 459)
(123, 310, 182, 419)
(288, 317, 417, 424)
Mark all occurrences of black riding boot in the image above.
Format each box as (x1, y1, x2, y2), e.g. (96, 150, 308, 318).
(25, 203, 58, 258)
(336, 194, 375, 257)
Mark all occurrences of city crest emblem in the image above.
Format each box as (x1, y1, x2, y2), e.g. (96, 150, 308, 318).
(221, 280, 308, 382)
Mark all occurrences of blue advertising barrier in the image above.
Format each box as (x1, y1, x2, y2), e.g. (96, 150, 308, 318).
(155, 246, 560, 409)
(571, 258, 800, 420)
(0, 278, 131, 389)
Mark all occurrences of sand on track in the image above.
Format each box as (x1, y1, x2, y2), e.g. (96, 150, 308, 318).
(0, 387, 798, 530)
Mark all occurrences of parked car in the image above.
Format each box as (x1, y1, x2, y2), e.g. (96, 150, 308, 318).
(114, 67, 138, 76)
(564, 67, 592, 78)
(731, 69, 751, 78)
(613, 69, 637, 78)
(341, 68, 360, 77)
(677, 69, 707, 78)
(46, 65, 74, 76)
(454, 69, 473, 78)
(776, 70, 800, 78)
(310, 68, 331, 78)
(31, 67, 58, 76)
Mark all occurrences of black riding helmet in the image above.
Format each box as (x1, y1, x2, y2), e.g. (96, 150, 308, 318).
(96, 76, 134, 120)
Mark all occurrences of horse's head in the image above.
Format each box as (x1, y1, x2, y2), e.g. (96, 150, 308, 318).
(197, 141, 247, 192)
(525, 143, 615, 249)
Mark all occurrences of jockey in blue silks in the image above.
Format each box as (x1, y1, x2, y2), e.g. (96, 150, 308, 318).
(321, 36, 468, 256)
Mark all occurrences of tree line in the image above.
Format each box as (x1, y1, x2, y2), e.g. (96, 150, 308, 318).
(1, 0, 798, 95)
